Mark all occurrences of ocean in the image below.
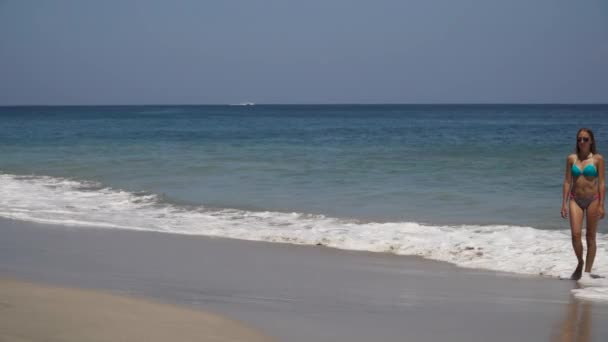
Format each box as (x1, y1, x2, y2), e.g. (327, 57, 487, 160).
(1, 104, 608, 293)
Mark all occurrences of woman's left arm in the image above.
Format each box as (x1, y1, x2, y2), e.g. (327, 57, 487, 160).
(598, 155, 605, 219)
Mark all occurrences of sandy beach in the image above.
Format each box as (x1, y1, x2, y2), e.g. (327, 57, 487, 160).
(1, 218, 608, 341)
(0, 277, 273, 342)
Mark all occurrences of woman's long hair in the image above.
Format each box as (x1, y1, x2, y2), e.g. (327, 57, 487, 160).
(576, 128, 597, 155)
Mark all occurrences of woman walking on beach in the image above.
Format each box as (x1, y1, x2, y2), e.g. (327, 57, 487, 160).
(561, 128, 605, 281)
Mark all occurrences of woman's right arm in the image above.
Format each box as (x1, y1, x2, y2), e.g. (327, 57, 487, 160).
(561, 156, 572, 218)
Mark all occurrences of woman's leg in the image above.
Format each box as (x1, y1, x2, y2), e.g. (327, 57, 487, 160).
(569, 200, 585, 279)
(584, 199, 599, 273)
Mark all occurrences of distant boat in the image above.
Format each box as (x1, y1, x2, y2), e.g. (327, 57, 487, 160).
(229, 102, 255, 106)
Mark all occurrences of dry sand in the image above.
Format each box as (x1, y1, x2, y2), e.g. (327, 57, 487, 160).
(0, 277, 273, 342)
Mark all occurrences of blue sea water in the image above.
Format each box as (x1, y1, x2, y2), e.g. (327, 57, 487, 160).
(2, 105, 608, 286)
(2, 104, 606, 228)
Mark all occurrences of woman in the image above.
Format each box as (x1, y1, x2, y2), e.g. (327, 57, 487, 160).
(561, 128, 605, 281)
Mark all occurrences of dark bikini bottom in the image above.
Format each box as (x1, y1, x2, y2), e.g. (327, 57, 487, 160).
(570, 192, 599, 210)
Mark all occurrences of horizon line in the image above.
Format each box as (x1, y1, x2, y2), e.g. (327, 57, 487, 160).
(1, 102, 607, 107)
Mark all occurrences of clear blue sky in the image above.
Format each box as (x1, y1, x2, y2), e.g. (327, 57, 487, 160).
(1, 0, 606, 105)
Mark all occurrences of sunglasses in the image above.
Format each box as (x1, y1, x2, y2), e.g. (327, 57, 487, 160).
(577, 137, 591, 143)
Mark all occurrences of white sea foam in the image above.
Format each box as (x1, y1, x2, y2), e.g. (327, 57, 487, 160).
(572, 287, 608, 302)
(1, 172, 607, 302)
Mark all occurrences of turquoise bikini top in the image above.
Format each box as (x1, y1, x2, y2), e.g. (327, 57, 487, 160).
(572, 161, 598, 177)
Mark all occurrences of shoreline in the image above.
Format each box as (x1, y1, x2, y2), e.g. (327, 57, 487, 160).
(0, 214, 594, 282)
(2, 218, 608, 341)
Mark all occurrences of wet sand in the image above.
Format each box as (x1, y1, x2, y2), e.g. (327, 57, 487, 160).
(1, 218, 608, 341)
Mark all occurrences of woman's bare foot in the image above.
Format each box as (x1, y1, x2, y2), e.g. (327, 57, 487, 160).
(571, 261, 584, 280)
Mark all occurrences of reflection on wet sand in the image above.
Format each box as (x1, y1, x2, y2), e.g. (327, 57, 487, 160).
(554, 297, 591, 342)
